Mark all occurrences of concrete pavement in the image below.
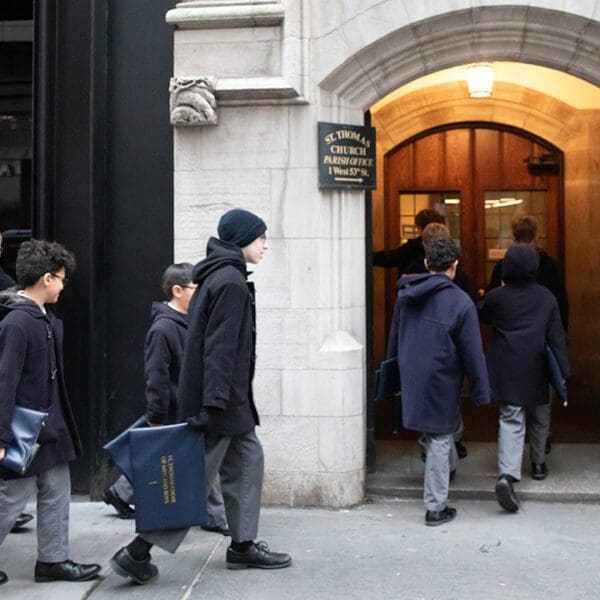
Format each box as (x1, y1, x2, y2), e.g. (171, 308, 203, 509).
(2, 495, 600, 599)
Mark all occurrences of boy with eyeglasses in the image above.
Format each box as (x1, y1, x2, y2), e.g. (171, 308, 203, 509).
(103, 263, 229, 535)
(0, 240, 101, 585)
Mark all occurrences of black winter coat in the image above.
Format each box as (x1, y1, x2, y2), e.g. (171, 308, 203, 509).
(487, 249, 569, 330)
(387, 273, 490, 435)
(479, 245, 570, 409)
(177, 238, 259, 436)
(144, 302, 187, 425)
(373, 237, 424, 280)
(0, 292, 81, 478)
(0, 266, 15, 291)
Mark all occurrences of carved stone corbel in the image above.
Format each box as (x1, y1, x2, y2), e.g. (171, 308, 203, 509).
(169, 77, 218, 126)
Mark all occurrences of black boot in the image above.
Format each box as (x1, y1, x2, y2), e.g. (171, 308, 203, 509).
(226, 541, 292, 570)
(110, 547, 158, 585)
(0, 571, 7, 585)
(34, 560, 101, 582)
(103, 488, 135, 519)
(495, 474, 519, 512)
(425, 506, 457, 526)
(10, 512, 34, 532)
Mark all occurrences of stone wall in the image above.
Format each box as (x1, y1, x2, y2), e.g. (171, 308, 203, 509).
(168, 0, 600, 506)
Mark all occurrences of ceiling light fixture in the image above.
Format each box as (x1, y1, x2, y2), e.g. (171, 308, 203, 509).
(467, 63, 494, 98)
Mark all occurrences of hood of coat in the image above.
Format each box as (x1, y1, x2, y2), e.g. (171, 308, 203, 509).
(192, 237, 248, 287)
(0, 289, 49, 322)
(501, 243, 539, 284)
(150, 300, 188, 327)
(396, 272, 457, 305)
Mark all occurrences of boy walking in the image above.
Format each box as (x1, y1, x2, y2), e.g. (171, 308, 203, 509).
(110, 209, 291, 584)
(387, 237, 490, 526)
(0, 240, 100, 585)
(103, 263, 229, 534)
(479, 243, 570, 512)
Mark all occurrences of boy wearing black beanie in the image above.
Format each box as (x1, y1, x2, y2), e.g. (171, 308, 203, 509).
(110, 209, 291, 584)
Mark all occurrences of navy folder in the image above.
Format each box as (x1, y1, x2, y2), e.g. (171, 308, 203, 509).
(103, 416, 148, 482)
(130, 424, 207, 533)
(374, 357, 401, 401)
(104, 419, 207, 533)
(545, 344, 568, 402)
(0, 406, 48, 475)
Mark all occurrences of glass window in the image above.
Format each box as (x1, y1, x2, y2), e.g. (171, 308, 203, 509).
(484, 190, 547, 281)
(398, 192, 461, 246)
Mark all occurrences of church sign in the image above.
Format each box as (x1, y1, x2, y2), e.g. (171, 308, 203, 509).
(318, 121, 376, 190)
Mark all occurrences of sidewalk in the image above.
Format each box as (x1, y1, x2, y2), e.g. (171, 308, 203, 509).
(3, 495, 600, 599)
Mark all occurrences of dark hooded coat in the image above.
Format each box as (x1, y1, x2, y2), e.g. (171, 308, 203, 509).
(387, 273, 490, 435)
(177, 237, 259, 436)
(478, 244, 570, 408)
(144, 302, 188, 425)
(0, 291, 81, 479)
(487, 248, 569, 330)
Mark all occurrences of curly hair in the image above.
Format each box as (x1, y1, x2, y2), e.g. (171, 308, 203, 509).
(161, 262, 194, 299)
(425, 237, 460, 272)
(16, 240, 76, 288)
(415, 208, 444, 232)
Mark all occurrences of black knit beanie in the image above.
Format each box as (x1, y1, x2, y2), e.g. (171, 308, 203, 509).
(217, 209, 267, 248)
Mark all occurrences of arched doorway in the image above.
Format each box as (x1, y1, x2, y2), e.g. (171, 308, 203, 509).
(375, 123, 566, 442)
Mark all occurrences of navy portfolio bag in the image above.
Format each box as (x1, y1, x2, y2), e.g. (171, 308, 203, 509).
(374, 357, 401, 401)
(545, 344, 568, 402)
(0, 405, 48, 475)
(103, 415, 147, 482)
(104, 420, 207, 533)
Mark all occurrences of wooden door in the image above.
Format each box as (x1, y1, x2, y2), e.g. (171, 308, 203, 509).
(376, 124, 563, 440)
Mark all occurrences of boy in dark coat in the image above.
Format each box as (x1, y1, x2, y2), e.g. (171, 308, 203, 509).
(0, 240, 100, 585)
(373, 208, 445, 280)
(110, 209, 291, 585)
(487, 215, 569, 330)
(0, 232, 35, 534)
(388, 237, 489, 526)
(103, 264, 229, 534)
(479, 243, 570, 513)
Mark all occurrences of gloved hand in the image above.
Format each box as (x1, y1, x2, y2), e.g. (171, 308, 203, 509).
(186, 408, 214, 433)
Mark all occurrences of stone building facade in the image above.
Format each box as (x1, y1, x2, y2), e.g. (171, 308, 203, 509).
(166, 1, 600, 507)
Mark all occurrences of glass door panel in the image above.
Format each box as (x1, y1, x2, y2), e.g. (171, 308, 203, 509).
(484, 190, 547, 281)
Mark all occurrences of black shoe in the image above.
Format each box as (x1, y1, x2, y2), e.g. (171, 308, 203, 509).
(531, 462, 548, 480)
(455, 441, 468, 459)
(11, 512, 34, 532)
(103, 488, 135, 519)
(0, 571, 7, 585)
(545, 437, 552, 455)
(226, 541, 292, 570)
(110, 547, 158, 585)
(425, 506, 457, 527)
(34, 559, 101, 583)
(495, 475, 519, 512)
(201, 523, 231, 536)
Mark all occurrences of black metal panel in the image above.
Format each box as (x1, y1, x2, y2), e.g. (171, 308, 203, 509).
(104, 2, 174, 449)
(33, 0, 174, 494)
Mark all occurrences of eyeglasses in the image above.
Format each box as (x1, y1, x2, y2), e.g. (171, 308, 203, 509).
(181, 284, 197, 290)
(51, 273, 68, 286)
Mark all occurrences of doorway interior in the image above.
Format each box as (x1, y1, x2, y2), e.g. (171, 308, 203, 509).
(370, 121, 598, 450)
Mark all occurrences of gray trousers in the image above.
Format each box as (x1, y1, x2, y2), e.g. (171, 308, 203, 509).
(419, 433, 458, 512)
(0, 463, 71, 562)
(110, 474, 228, 529)
(142, 429, 264, 553)
(498, 403, 550, 481)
